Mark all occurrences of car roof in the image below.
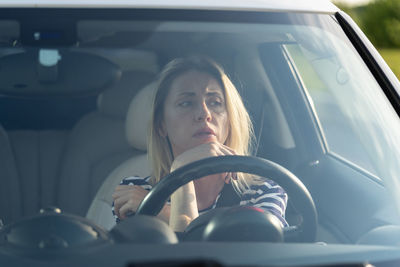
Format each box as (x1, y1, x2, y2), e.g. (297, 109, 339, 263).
(0, 0, 338, 13)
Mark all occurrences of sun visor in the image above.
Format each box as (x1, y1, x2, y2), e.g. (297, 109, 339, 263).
(0, 50, 121, 96)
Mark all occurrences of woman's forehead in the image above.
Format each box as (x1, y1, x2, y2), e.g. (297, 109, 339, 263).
(169, 70, 223, 96)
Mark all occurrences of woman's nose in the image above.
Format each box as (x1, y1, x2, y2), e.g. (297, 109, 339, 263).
(196, 102, 212, 122)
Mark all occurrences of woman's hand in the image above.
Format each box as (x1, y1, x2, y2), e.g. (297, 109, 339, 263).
(112, 185, 171, 223)
(171, 142, 237, 185)
(112, 185, 149, 220)
(171, 142, 236, 172)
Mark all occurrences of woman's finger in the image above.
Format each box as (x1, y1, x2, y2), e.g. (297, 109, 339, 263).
(206, 142, 236, 155)
(113, 193, 132, 217)
(215, 144, 235, 156)
(216, 145, 238, 180)
(112, 188, 134, 200)
(112, 187, 136, 199)
(114, 184, 136, 191)
(118, 203, 130, 219)
(200, 142, 231, 156)
(220, 144, 237, 154)
(119, 201, 138, 219)
(113, 185, 149, 220)
(171, 142, 238, 172)
(113, 193, 131, 207)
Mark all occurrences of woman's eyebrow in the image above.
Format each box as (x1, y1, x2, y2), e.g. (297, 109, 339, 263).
(176, 91, 223, 98)
(176, 92, 195, 97)
(206, 92, 223, 97)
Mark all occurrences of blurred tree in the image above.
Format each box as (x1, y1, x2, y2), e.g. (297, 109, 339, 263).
(333, 0, 400, 79)
(334, 1, 363, 25)
(362, 0, 400, 47)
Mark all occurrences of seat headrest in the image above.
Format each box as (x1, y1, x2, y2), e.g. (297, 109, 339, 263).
(125, 82, 157, 151)
(97, 71, 154, 118)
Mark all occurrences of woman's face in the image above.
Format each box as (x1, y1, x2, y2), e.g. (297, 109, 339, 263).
(162, 70, 229, 156)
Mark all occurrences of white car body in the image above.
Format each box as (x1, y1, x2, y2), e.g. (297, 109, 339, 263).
(0, 0, 339, 13)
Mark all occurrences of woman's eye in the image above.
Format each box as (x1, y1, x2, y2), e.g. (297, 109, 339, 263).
(209, 98, 223, 107)
(178, 101, 192, 107)
(210, 101, 222, 106)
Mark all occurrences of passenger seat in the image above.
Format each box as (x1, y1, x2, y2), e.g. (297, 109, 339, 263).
(57, 71, 155, 216)
(86, 82, 156, 229)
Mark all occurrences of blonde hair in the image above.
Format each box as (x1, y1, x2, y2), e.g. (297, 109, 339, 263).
(148, 56, 257, 193)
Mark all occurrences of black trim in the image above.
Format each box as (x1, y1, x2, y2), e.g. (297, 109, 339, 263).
(281, 45, 328, 156)
(259, 43, 323, 163)
(327, 152, 384, 186)
(0, 8, 317, 24)
(335, 11, 400, 116)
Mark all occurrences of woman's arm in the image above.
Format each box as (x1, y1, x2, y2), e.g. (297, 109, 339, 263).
(169, 181, 199, 232)
(168, 152, 199, 232)
(158, 202, 171, 223)
(167, 142, 235, 231)
(241, 179, 289, 227)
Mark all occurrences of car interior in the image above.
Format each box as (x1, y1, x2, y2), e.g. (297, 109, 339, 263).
(0, 10, 398, 248)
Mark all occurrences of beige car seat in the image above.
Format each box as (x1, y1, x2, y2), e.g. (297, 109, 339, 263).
(86, 82, 156, 229)
(57, 71, 155, 216)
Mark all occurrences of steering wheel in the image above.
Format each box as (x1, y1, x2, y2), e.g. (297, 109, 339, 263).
(136, 155, 317, 242)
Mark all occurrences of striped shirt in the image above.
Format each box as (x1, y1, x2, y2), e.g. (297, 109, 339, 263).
(112, 176, 288, 227)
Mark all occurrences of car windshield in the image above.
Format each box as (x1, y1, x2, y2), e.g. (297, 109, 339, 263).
(2, 7, 400, 266)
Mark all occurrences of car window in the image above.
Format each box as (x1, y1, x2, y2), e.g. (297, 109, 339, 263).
(285, 43, 379, 176)
(284, 25, 400, 182)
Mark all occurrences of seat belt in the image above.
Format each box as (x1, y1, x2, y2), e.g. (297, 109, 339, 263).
(215, 182, 242, 208)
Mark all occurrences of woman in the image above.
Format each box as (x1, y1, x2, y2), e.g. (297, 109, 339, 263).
(112, 56, 288, 232)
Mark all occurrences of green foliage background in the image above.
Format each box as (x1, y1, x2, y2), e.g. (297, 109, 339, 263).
(335, 0, 400, 78)
(336, 0, 400, 47)
(362, 0, 400, 47)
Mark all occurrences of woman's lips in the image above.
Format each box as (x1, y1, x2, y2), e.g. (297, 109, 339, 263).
(193, 133, 217, 142)
(193, 127, 216, 139)
(193, 132, 215, 138)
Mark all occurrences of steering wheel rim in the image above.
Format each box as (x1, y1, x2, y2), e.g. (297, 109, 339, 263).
(136, 155, 317, 242)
